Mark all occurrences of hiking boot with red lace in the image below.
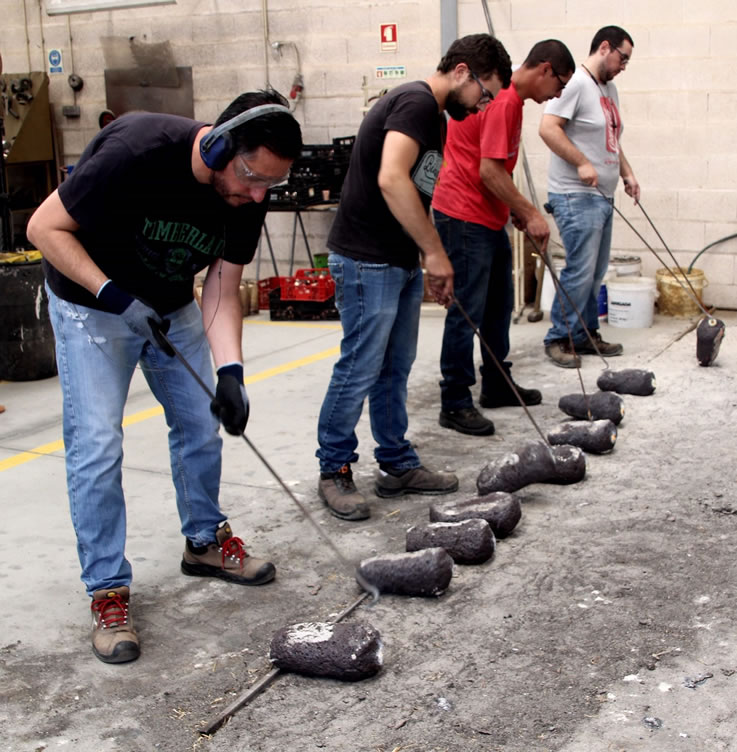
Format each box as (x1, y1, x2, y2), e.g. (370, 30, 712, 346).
(90, 586, 140, 664)
(318, 463, 370, 521)
(181, 522, 276, 585)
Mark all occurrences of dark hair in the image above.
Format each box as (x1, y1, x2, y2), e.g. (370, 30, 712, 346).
(589, 26, 634, 55)
(437, 33, 513, 88)
(214, 89, 303, 161)
(523, 39, 576, 75)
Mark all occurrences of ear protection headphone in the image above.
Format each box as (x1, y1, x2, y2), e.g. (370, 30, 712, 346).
(199, 103, 292, 170)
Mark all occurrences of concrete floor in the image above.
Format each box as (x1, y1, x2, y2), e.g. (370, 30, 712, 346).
(1, 302, 735, 751)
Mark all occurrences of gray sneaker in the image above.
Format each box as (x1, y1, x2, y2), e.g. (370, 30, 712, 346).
(374, 465, 459, 498)
(545, 339, 582, 369)
(181, 522, 276, 585)
(318, 464, 370, 520)
(91, 586, 140, 664)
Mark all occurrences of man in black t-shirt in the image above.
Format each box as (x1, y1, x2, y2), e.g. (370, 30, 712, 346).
(27, 91, 302, 664)
(316, 35, 512, 521)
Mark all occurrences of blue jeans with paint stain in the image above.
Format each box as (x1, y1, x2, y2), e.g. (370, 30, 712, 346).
(544, 192, 614, 345)
(46, 286, 225, 596)
(433, 210, 514, 411)
(316, 253, 424, 473)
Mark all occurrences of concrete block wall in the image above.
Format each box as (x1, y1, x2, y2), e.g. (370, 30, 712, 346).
(457, 0, 737, 309)
(2, 0, 736, 308)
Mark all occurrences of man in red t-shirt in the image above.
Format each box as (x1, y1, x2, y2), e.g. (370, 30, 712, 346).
(433, 40, 575, 436)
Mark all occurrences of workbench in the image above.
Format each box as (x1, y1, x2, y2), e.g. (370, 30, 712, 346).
(257, 201, 339, 278)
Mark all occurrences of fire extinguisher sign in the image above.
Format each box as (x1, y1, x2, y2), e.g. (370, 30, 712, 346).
(380, 23, 398, 52)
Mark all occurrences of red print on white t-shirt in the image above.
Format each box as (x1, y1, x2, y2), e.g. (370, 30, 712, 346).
(599, 97, 621, 154)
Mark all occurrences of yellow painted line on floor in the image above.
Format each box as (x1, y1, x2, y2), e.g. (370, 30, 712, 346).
(0, 343, 339, 473)
(245, 319, 341, 330)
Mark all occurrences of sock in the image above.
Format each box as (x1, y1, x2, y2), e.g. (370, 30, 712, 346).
(186, 539, 209, 554)
(379, 464, 410, 478)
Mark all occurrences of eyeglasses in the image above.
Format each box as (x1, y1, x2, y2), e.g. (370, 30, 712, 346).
(469, 71, 494, 105)
(234, 155, 290, 188)
(613, 47, 630, 65)
(550, 66, 567, 91)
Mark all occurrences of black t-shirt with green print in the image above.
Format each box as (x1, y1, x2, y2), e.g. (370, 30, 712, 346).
(45, 112, 268, 315)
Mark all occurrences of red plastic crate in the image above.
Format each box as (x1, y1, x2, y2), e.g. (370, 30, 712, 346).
(292, 269, 335, 301)
(257, 277, 288, 309)
(267, 269, 339, 320)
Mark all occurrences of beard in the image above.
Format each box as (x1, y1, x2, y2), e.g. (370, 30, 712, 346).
(599, 61, 616, 83)
(445, 89, 472, 122)
(210, 170, 252, 206)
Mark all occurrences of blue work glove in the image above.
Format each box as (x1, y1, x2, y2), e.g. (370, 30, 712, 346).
(97, 280, 174, 356)
(211, 363, 249, 435)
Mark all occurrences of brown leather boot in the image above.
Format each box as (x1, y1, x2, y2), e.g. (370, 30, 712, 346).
(90, 586, 140, 664)
(318, 464, 370, 520)
(181, 522, 276, 585)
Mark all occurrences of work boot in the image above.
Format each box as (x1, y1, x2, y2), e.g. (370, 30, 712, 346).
(574, 331, 623, 356)
(438, 407, 495, 436)
(181, 522, 276, 585)
(544, 339, 582, 369)
(318, 464, 370, 521)
(480, 383, 542, 408)
(374, 465, 459, 498)
(90, 586, 140, 664)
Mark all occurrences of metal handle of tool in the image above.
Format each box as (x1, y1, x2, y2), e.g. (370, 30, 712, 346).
(522, 234, 595, 420)
(200, 588, 371, 736)
(151, 327, 379, 604)
(525, 233, 610, 368)
(449, 293, 555, 449)
(596, 187, 710, 317)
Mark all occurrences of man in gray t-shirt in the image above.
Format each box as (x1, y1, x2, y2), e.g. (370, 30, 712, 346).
(539, 25, 640, 368)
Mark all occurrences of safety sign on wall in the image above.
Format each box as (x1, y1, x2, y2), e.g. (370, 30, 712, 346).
(48, 49, 64, 74)
(380, 23, 398, 52)
(375, 66, 406, 80)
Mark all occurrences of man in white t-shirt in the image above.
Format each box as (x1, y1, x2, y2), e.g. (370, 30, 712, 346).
(539, 25, 640, 368)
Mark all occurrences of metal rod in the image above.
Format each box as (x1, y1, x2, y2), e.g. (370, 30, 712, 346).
(200, 590, 371, 735)
(155, 329, 379, 603)
(597, 187, 710, 317)
(201, 667, 281, 736)
(526, 231, 609, 369)
(450, 293, 553, 445)
(635, 199, 705, 304)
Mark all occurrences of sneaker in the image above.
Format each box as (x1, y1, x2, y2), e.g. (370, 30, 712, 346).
(318, 464, 370, 520)
(544, 339, 582, 369)
(374, 465, 459, 498)
(574, 331, 623, 356)
(480, 384, 542, 408)
(181, 522, 276, 585)
(438, 407, 495, 436)
(90, 586, 140, 664)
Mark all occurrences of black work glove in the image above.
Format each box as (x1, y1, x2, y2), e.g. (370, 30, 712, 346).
(211, 363, 249, 435)
(97, 280, 174, 356)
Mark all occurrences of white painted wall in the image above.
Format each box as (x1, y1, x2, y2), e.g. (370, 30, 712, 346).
(2, 0, 736, 307)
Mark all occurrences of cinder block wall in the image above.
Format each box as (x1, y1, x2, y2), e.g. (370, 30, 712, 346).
(2, 0, 736, 307)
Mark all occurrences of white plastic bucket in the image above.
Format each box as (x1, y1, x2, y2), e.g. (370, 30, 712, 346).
(598, 266, 617, 321)
(541, 257, 566, 312)
(611, 255, 642, 277)
(607, 276, 657, 328)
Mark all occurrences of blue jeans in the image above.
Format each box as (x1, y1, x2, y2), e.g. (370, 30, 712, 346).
(47, 287, 226, 596)
(316, 253, 424, 473)
(544, 192, 614, 344)
(433, 210, 513, 411)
